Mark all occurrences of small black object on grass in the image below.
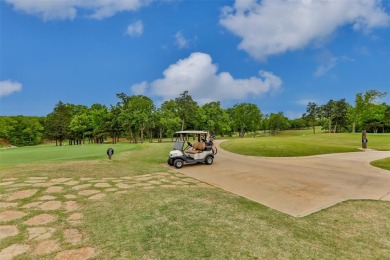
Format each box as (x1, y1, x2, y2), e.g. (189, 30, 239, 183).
(107, 148, 114, 160)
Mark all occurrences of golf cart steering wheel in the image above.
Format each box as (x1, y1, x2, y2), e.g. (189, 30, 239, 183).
(187, 141, 192, 147)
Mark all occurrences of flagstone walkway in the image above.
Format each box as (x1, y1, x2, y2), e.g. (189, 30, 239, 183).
(0, 172, 210, 259)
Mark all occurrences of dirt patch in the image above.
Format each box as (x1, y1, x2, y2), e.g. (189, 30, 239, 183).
(32, 239, 60, 255)
(28, 227, 56, 241)
(46, 186, 64, 193)
(28, 177, 48, 180)
(0, 225, 18, 240)
(56, 247, 95, 260)
(3, 178, 18, 181)
(38, 195, 57, 200)
(50, 178, 72, 183)
(64, 201, 80, 211)
(39, 201, 62, 211)
(105, 188, 118, 192)
(0, 181, 14, 186)
(0, 210, 27, 222)
(22, 201, 42, 208)
(80, 178, 93, 181)
(6, 189, 38, 201)
(88, 193, 106, 200)
(0, 244, 30, 260)
(94, 183, 111, 188)
(24, 214, 57, 225)
(67, 213, 83, 221)
(149, 180, 162, 185)
(64, 180, 80, 186)
(64, 228, 83, 245)
(116, 183, 131, 189)
(0, 202, 18, 208)
(79, 189, 100, 196)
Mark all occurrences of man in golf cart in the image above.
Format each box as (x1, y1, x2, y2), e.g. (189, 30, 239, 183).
(167, 130, 217, 169)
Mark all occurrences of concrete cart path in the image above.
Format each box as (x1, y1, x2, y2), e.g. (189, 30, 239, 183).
(174, 141, 390, 217)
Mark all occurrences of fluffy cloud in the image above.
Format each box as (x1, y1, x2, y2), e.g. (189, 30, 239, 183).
(220, 0, 390, 61)
(131, 52, 282, 103)
(126, 20, 144, 37)
(0, 80, 22, 97)
(4, 0, 149, 20)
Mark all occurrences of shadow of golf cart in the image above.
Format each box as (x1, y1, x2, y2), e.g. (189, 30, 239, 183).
(167, 130, 217, 169)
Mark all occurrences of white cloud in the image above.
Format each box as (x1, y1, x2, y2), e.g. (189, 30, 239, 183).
(220, 0, 390, 61)
(314, 56, 354, 77)
(126, 20, 144, 37)
(0, 80, 22, 97)
(131, 81, 148, 95)
(175, 31, 190, 49)
(4, 0, 149, 20)
(131, 52, 283, 104)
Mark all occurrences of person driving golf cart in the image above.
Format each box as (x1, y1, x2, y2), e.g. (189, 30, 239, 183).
(167, 130, 217, 169)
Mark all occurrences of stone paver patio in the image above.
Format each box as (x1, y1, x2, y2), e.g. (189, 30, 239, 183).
(0, 172, 209, 259)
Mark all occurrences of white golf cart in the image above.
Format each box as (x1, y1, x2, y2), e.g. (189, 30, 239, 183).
(167, 130, 217, 169)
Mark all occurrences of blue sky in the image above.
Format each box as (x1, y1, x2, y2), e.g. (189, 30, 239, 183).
(1, 0, 389, 118)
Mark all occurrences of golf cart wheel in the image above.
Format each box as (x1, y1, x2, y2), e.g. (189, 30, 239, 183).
(174, 159, 184, 169)
(167, 158, 174, 166)
(205, 156, 213, 165)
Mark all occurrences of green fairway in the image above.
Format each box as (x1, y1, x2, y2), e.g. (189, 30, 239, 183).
(0, 142, 172, 178)
(0, 143, 136, 165)
(371, 157, 390, 171)
(221, 132, 390, 157)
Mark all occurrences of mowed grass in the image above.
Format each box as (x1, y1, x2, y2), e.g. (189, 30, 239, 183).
(1, 132, 390, 258)
(83, 188, 390, 259)
(221, 131, 390, 157)
(0, 142, 173, 178)
(371, 157, 390, 171)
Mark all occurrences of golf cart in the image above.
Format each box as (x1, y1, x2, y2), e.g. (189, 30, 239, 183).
(167, 130, 217, 169)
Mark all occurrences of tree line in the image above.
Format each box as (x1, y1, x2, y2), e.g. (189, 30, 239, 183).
(0, 89, 389, 146)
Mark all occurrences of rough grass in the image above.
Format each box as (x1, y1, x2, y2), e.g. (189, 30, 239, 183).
(83, 188, 390, 259)
(221, 132, 390, 157)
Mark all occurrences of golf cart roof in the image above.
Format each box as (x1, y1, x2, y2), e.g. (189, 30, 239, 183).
(175, 130, 208, 134)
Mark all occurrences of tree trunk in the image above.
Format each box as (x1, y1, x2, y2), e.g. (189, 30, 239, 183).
(181, 119, 185, 131)
(140, 125, 144, 144)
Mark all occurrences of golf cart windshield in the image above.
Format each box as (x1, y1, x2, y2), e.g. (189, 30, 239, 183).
(173, 140, 185, 150)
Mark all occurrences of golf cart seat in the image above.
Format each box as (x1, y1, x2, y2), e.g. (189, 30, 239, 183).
(185, 142, 205, 154)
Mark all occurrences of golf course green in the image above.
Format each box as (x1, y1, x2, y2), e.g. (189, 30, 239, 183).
(0, 131, 389, 259)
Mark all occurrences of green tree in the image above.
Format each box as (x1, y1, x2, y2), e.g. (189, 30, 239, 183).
(117, 93, 155, 143)
(306, 102, 319, 134)
(45, 101, 72, 146)
(354, 90, 387, 133)
(89, 104, 112, 143)
(156, 100, 181, 142)
(195, 101, 231, 136)
(320, 99, 349, 133)
(231, 103, 262, 137)
(268, 112, 290, 134)
(175, 91, 198, 131)
(69, 113, 92, 144)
